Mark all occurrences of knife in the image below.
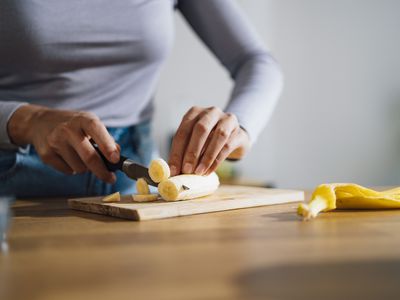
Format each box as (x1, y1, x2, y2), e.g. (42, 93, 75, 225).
(90, 139, 158, 187)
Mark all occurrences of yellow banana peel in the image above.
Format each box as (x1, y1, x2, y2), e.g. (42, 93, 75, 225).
(297, 184, 400, 220)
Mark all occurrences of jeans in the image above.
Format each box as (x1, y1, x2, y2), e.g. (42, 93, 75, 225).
(0, 121, 156, 198)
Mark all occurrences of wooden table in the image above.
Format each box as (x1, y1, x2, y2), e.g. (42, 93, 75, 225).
(1, 191, 400, 300)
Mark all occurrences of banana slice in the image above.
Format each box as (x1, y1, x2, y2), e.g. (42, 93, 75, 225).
(149, 158, 170, 183)
(131, 194, 159, 202)
(102, 191, 121, 203)
(136, 178, 150, 195)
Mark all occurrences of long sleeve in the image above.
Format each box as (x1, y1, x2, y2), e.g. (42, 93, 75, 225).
(0, 101, 27, 148)
(178, 0, 283, 143)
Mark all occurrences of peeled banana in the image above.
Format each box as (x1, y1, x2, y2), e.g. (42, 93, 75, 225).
(158, 172, 220, 201)
(147, 158, 220, 201)
(298, 183, 400, 220)
(102, 159, 220, 203)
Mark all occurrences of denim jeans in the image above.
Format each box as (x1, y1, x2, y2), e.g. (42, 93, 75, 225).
(0, 121, 156, 198)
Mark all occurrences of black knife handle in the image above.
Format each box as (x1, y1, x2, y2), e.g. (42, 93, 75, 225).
(90, 139, 127, 172)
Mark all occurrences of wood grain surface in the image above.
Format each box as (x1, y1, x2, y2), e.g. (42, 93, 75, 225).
(68, 185, 305, 220)
(2, 189, 400, 300)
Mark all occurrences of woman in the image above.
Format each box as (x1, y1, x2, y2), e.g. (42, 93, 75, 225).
(0, 0, 283, 197)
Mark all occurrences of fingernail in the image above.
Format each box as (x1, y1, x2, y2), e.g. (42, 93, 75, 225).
(195, 163, 206, 175)
(183, 163, 192, 174)
(170, 165, 177, 176)
(110, 151, 119, 163)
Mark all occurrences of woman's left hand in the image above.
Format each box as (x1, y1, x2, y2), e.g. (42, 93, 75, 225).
(168, 106, 251, 176)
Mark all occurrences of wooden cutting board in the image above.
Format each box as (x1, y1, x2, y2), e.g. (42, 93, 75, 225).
(68, 185, 304, 221)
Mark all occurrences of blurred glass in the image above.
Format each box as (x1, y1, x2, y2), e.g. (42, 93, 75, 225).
(0, 196, 13, 254)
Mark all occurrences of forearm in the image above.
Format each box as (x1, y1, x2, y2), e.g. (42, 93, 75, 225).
(0, 101, 29, 148)
(225, 52, 283, 143)
(179, 0, 283, 144)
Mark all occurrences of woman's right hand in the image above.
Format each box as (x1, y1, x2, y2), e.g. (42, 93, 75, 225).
(7, 105, 119, 183)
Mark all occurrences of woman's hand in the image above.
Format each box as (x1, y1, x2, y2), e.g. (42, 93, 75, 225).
(8, 105, 119, 183)
(168, 106, 250, 176)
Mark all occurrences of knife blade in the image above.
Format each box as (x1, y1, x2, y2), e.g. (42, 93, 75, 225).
(122, 160, 189, 190)
(121, 160, 158, 186)
(90, 139, 158, 187)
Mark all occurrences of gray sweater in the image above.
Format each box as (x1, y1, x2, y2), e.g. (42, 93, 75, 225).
(0, 0, 283, 148)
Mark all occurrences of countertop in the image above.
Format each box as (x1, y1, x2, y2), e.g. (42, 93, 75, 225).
(1, 190, 400, 300)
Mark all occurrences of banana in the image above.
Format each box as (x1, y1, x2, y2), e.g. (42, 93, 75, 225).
(136, 178, 150, 195)
(102, 191, 121, 203)
(158, 172, 220, 201)
(131, 194, 159, 202)
(149, 158, 171, 183)
(298, 183, 400, 220)
(102, 158, 221, 203)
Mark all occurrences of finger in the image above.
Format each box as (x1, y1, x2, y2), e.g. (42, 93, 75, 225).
(41, 151, 74, 175)
(68, 133, 116, 183)
(57, 144, 88, 174)
(168, 106, 202, 176)
(195, 114, 239, 175)
(199, 128, 214, 158)
(77, 113, 119, 163)
(181, 107, 223, 174)
(205, 128, 242, 175)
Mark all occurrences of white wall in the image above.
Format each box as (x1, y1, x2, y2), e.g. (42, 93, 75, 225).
(154, 0, 400, 189)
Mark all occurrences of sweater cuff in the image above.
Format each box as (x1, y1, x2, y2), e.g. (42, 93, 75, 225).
(224, 104, 263, 146)
(0, 101, 28, 149)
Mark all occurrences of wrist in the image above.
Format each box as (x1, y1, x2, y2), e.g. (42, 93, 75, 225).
(7, 104, 49, 146)
(227, 128, 251, 160)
